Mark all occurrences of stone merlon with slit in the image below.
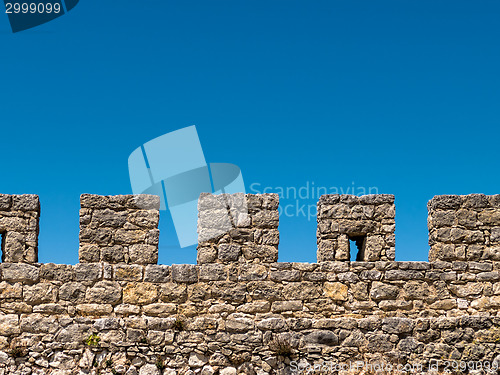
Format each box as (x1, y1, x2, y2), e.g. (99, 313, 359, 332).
(316, 194, 396, 262)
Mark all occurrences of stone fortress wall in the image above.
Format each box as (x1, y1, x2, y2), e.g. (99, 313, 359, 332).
(0, 192, 499, 375)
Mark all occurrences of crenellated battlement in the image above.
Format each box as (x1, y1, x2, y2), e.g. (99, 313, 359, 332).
(0, 192, 499, 374)
(1, 192, 498, 265)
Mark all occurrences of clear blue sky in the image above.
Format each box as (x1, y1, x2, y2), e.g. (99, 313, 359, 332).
(0, 0, 498, 265)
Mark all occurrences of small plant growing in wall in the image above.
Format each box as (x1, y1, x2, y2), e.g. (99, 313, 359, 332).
(85, 333, 101, 347)
(10, 345, 26, 358)
(269, 335, 293, 357)
(156, 356, 166, 370)
(173, 315, 185, 331)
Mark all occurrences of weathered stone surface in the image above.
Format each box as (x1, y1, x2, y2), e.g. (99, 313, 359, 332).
(189, 352, 208, 367)
(1, 263, 39, 282)
(79, 194, 160, 264)
(256, 317, 285, 331)
(304, 330, 339, 346)
(197, 246, 217, 264)
(59, 282, 86, 302)
(271, 301, 302, 313)
(242, 244, 278, 262)
(23, 282, 58, 304)
(76, 303, 113, 315)
(123, 282, 158, 305)
(129, 244, 158, 265)
(144, 265, 170, 282)
(218, 244, 241, 261)
(0, 314, 20, 335)
(74, 263, 102, 281)
(101, 245, 127, 263)
(160, 283, 188, 303)
(0, 195, 39, 264)
(199, 264, 227, 281)
(365, 333, 393, 352)
(237, 301, 270, 314)
(197, 194, 279, 264)
(115, 264, 143, 281)
(0, 281, 22, 299)
(283, 282, 321, 300)
(39, 263, 74, 282)
(323, 282, 348, 300)
(270, 269, 300, 282)
(382, 317, 413, 334)
(220, 367, 237, 375)
(86, 281, 122, 304)
(172, 264, 198, 283)
(142, 303, 176, 316)
(370, 282, 400, 300)
(226, 315, 255, 332)
(128, 209, 159, 228)
(429, 194, 499, 261)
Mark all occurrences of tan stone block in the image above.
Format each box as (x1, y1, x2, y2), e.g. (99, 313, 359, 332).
(0, 314, 19, 335)
(324, 282, 348, 301)
(0, 281, 22, 299)
(335, 235, 349, 261)
(76, 303, 113, 316)
(23, 282, 58, 304)
(142, 303, 176, 316)
(236, 301, 270, 314)
(123, 282, 158, 305)
(114, 264, 143, 281)
(114, 304, 140, 316)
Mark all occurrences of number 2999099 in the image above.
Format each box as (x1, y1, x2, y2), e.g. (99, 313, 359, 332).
(5, 2, 62, 14)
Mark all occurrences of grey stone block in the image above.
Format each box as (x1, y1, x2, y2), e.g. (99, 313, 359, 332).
(171, 264, 198, 283)
(1, 263, 39, 283)
(144, 265, 171, 282)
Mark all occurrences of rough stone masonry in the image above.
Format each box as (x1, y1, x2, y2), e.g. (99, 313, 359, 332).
(0, 192, 499, 375)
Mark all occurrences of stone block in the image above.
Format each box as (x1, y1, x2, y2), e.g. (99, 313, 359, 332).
(144, 265, 170, 282)
(129, 244, 158, 265)
(114, 264, 143, 281)
(123, 282, 159, 305)
(218, 243, 241, 261)
(199, 264, 227, 281)
(86, 281, 122, 305)
(171, 264, 198, 283)
(74, 263, 102, 281)
(1, 263, 39, 283)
